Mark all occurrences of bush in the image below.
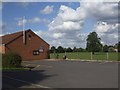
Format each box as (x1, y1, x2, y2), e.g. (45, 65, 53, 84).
(2, 53, 22, 68)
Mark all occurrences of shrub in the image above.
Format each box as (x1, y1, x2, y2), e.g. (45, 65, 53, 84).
(2, 53, 22, 68)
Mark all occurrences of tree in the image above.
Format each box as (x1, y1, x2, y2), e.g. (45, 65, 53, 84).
(86, 32, 102, 54)
(66, 47, 73, 52)
(103, 45, 109, 52)
(114, 42, 120, 52)
(108, 46, 114, 52)
(50, 46, 56, 53)
(57, 46, 65, 53)
(73, 47, 77, 52)
(118, 42, 120, 52)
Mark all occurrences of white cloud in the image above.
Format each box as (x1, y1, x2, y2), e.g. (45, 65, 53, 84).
(94, 22, 110, 33)
(81, 2, 118, 23)
(19, 2, 30, 7)
(49, 21, 83, 32)
(35, 5, 87, 48)
(57, 5, 86, 21)
(35, 29, 87, 48)
(35, 2, 118, 48)
(16, 17, 27, 26)
(82, 2, 118, 46)
(16, 17, 50, 26)
(53, 33, 63, 39)
(94, 21, 118, 45)
(48, 5, 85, 32)
(47, 5, 86, 47)
(41, 5, 54, 14)
(29, 17, 50, 24)
(31, 17, 41, 23)
(14, 2, 118, 48)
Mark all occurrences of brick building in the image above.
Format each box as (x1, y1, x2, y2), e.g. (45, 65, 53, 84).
(0, 29, 50, 60)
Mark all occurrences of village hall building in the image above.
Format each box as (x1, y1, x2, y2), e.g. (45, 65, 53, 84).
(0, 29, 50, 60)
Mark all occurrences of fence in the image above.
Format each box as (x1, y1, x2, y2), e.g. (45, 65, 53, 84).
(50, 52, 118, 61)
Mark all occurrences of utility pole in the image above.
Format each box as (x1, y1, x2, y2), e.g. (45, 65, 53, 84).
(22, 16, 26, 44)
(91, 52, 92, 60)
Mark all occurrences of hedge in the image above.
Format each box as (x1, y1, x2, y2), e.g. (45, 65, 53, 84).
(2, 53, 22, 68)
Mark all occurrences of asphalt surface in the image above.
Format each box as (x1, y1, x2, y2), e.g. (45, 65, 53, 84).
(2, 60, 119, 89)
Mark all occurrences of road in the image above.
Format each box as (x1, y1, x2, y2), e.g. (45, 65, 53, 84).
(2, 60, 119, 89)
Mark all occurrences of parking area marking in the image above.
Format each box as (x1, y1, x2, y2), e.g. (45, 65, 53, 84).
(40, 65, 53, 68)
(3, 75, 51, 88)
(24, 63, 53, 68)
(35, 65, 41, 68)
(25, 64, 31, 67)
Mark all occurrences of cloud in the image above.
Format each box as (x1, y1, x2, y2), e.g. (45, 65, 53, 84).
(48, 5, 85, 32)
(14, 2, 118, 48)
(19, 2, 30, 7)
(16, 17, 50, 26)
(48, 5, 86, 47)
(35, 5, 87, 48)
(81, 2, 118, 23)
(40, 5, 54, 14)
(16, 17, 27, 26)
(35, 2, 118, 48)
(53, 33, 63, 39)
(93, 21, 118, 45)
(57, 5, 86, 21)
(34, 30, 87, 48)
(29, 17, 50, 24)
(83, 2, 118, 45)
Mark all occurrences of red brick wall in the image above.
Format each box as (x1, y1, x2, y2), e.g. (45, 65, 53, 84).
(5, 31, 49, 60)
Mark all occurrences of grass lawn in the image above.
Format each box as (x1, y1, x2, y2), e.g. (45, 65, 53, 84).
(50, 52, 119, 61)
(1, 68, 31, 71)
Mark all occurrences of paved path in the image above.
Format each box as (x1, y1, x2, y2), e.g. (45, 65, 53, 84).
(2, 60, 119, 89)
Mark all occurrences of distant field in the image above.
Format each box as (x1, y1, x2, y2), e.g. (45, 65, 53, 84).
(50, 52, 119, 61)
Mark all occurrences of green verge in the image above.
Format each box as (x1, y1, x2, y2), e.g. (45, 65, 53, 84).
(50, 52, 119, 61)
(1, 67, 31, 71)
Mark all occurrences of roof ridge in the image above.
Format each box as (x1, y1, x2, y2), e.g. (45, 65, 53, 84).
(2, 29, 31, 37)
(1, 29, 49, 46)
(1, 29, 31, 45)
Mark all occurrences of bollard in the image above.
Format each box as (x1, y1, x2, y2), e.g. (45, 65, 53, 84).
(91, 52, 92, 60)
(107, 52, 109, 60)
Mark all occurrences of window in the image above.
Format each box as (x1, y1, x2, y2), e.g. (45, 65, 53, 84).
(28, 34, 31, 38)
(33, 50, 39, 55)
(28, 34, 32, 40)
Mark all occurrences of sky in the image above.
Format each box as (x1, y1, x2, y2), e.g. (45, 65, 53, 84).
(1, 1, 119, 48)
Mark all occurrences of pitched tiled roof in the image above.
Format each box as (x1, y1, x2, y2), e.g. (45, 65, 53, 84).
(0, 29, 49, 46)
(0, 29, 31, 45)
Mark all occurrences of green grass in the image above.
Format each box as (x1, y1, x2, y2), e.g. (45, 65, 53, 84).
(1, 67, 30, 71)
(50, 52, 119, 61)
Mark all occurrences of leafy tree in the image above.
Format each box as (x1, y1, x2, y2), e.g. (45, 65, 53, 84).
(73, 47, 77, 52)
(103, 45, 109, 52)
(66, 47, 73, 52)
(86, 32, 102, 54)
(118, 41, 120, 52)
(108, 46, 114, 52)
(64, 48, 67, 52)
(79, 48, 85, 52)
(114, 42, 120, 52)
(57, 46, 65, 53)
(76, 48, 85, 52)
(50, 46, 56, 53)
(114, 43, 118, 49)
